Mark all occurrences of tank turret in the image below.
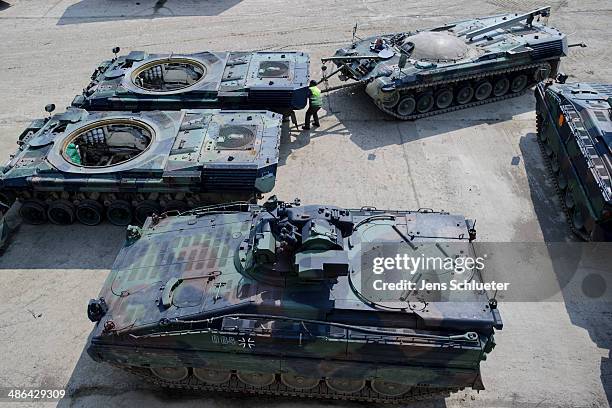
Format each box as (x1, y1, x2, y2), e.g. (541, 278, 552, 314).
(0, 108, 281, 226)
(72, 49, 310, 114)
(86, 198, 502, 403)
(325, 8, 571, 120)
(535, 80, 612, 240)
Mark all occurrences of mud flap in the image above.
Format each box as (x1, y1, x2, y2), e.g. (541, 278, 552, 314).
(0, 202, 22, 252)
(472, 371, 485, 390)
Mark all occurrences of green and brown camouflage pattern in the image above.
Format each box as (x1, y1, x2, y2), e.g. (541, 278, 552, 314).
(86, 198, 502, 401)
(535, 81, 612, 240)
(0, 108, 281, 226)
(72, 50, 310, 113)
(328, 7, 567, 120)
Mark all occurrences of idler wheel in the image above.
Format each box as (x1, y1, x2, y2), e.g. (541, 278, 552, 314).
(474, 80, 493, 101)
(47, 200, 76, 225)
(281, 373, 320, 390)
(380, 91, 400, 108)
(0, 191, 16, 208)
(236, 371, 276, 387)
(106, 200, 133, 226)
(76, 199, 104, 226)
(416, 92, 434, 113)
(150, 367, 189, 382)
(193, 368, 231, 384)
(19, 199, 47, 225)
(435, 88, 453, 109)
(534, 63, 552, 82)
(493, 77, 510, 96)
(325, 377, 365, 393)
(371, 379, 412, 397)
(456, 84, 474, 105)
(163, 200, 188, 215)
(510, 74, 528, 93)
(395, 95, 416, 117)
(134, 200, 161, 224)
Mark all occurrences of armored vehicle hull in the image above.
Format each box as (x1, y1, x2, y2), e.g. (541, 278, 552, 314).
(0, 109, 281, 226)
(327, 7, 567, 120)
(86, 199, 502, 403)
(535, 81, 612, 240)
(72, 50, 310, 114)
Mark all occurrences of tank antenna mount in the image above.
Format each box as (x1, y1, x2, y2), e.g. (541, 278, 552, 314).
(112, 46, 120, 60)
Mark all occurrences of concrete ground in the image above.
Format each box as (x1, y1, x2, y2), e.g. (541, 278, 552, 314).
(0, 0, 610, 407)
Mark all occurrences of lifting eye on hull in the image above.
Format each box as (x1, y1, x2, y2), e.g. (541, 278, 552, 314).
(62, 120, 153, 167)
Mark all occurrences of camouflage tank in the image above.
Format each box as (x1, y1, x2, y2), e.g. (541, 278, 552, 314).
(325, 7, 572, 120)
(535, 80, 612, 241)
(86, 197, 502, 403)
(72, 48, 310, 114)
(0, 107, 281, 226)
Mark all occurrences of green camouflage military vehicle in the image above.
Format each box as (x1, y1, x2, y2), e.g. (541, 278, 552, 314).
(325, 7, 573, 120)
(536, 80, 612, 240)
(72, 48, 310, 114)
(0, 108, 281, 226)
(86, 197, 502, 403)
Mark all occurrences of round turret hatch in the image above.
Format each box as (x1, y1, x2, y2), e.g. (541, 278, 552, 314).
(131, 58, 207, 92)
(61, 119, 154, 167)
(216, 125, 256, 150)
(405, 31, 478, 61)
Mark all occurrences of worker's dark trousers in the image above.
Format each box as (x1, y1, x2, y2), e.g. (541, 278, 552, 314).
(304, 106, 321, 128)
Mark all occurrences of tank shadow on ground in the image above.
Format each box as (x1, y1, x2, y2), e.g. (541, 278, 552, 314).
(279, 88, 535, 161)
(520, 133, 612, 405)
(57, 0, 242, 25)
(58, 349, 450, 408)
(0, 222, 124, 269)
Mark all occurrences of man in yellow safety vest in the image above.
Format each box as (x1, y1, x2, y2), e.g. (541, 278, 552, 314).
(302, 80, 322, 130)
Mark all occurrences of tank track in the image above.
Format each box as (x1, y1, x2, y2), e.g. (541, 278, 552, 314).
(11, 190, 256, 227)
(376, 62, 546, 120)
(535, 113, 590, 241)
(121, 365, 459, 404)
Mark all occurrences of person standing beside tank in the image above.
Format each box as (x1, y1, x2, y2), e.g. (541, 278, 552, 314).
(302, 80, 322, 130)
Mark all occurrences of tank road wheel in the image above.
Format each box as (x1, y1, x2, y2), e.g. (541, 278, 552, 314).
(493, 77, 510, 96)
(150, 367, 189, 382)
(47, 200, 76, 225)
(565, 190, 575, 209)
(76, 199, 104, 226)
(19, 199, 47, 224)
(571, 208, 585, 231)
(134, 200, 161, 224)
(325, 377, 366, 393)
(106, 200, 133, 226)
(456, 84, 474, 105)
(534, 63, 552, 82)
(557, 173, 568, 190)
(510, 74, 528, 93)
(236, 371, 276, 387)
(396, 95, 416, 117)
(371, 380, 412, 397)
(416, 92, 434, 113)
(281, 373, 320, 390)
(435, 88, 453, 109)
(193, 368, 232, 384)
(474, 80, 493, 101)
